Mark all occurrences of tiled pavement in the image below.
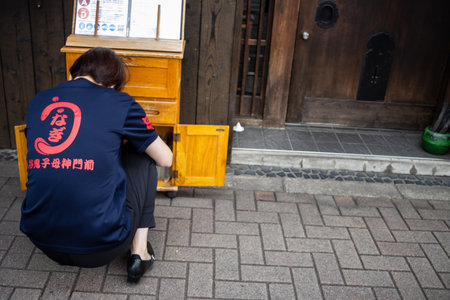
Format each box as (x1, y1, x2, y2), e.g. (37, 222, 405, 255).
(1, 159, 450, 299)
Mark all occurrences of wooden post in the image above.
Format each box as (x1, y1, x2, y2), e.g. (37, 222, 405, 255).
(94, 0, 100, 36)
(156, 4, 161, 40)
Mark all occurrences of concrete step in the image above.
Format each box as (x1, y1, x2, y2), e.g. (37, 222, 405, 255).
(231, 148, 450, 176)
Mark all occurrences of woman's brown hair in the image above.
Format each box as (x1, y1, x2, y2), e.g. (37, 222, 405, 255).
(69, 47, 128, 91)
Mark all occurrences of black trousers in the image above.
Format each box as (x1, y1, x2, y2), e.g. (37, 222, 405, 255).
(41, 145, 157, 268)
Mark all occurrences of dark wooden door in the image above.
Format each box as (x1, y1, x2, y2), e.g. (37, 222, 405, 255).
(287, 0, 450, 130)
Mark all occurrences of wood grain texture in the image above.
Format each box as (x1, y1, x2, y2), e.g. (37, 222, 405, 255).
(180, 0, 201, 124)
(174, 124, 229, 186)
(0, 0, 36, 147)
(302, 97, 434, 130)
(0, 56, 9, 148)
(263, 0, 301, 127)
(14, 125, 28, 190)
(197, 0, 236, 125)
(288, 0, 450, 130)
(29, 0, 67, 93)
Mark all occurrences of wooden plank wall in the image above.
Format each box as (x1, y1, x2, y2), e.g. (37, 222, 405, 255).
(0, 0, 73, 148)
(181, 0, 236, 126)
(0, 0, 236, 149)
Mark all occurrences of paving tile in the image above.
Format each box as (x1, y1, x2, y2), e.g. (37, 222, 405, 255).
(316, 195, 339, 215)
(377, 242, 424, 256)
(3, 198, 21, 221)
(365, 217, 395, 241)
(9, 288, 42, 300)
(41, 271, 77, 300)
(276, 192, 315, 204)
(340, 207, 380, 217)
(379, 207, 408, 230)
(292, 267, 322, 300)
(159, 279, 185, 300)
(215, 221, 259, 235)
(255, 191, 275, 201)
(257, 201, 297, 213)
(269, 283, 296, 300)
(418, 209, 450, 220)
(349, 228, 379, 254)
(306, 226, 350, 239)
(373, 288, 401, 300)
(286, 238, 333, 253)
(439, 272, 450, 289)
(153, 206, 191, 219)
(430, 200, 450, 210)
(298, 204, 323, 225)
(239, 235, 264, 264)
(192, 208, 213, 233)
(280, 213, 305, 238)
(391, 230, 437, 243)
(265, 251, 313, 267)
(236, 211, 278, 223)
(410, 199, 432, 209)
(191, 233, 237, 249)
(167, 219, 190, 246)
(313, 253, 344, 285)
(194, 188, 234, 200)
(188, 263, 213, 298)
(392, 271, 426, 300)
(0, 234, 14, 250)
(424, 289, 450, 300)
(75, 266, 107, 292)
(235, 190, 256, 210)
(70, 292, 128, 300)
(102, 275, 158, 295)
(1, 237, 35, 269)
(241, 265, 291, 283)
(148, 231, 166, 260)
(261, 224, 286, 250)
(215, 249, 239, 280)
(323, 215, 366, 228)
(0, 221, 23, 237)
(392, 199, 420, 219)
(215, 200, 235, 221)
(215, 281, 267, 299)
(171, 197, 213, 208)
(356, 197, 394, 207)
(406, 219, 449, 231)
(0, 287, 13, 300)
(322, 286, 375, 300)
(421, 243, 450, 272)
(407, 257, 443, 288)
(0, 269, 49, 288)
(334, 195, 356, 207)
(360, 255, 409, 271)
(343, 270, 394, 287)
(153, 217, 168, 231)
(164, 246, 213, 262)
(332, 240, 363, 269)
(434, 232, 450, 255)
(149, 261, 187, 278)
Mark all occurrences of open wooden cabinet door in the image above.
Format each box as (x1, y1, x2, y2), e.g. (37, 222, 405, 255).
(173, 124, 229, 186)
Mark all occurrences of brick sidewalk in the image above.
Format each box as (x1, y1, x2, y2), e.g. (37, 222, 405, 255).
(1, 174, 450, 299)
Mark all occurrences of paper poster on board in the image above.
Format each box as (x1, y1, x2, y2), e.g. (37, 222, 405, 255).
(74, 0, 129, 37)
(129, 0, 183, 40)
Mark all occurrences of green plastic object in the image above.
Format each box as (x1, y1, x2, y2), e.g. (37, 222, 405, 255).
(421, 127, 450, 155)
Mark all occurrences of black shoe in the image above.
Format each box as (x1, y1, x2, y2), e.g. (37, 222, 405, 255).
(127, 242, 155, 283)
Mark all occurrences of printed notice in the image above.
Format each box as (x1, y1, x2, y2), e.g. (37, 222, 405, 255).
(74, 0, 129, 37)
(129, 0, 183, 40)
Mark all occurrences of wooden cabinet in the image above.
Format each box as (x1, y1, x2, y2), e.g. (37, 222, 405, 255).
(15, 1, 228, 193)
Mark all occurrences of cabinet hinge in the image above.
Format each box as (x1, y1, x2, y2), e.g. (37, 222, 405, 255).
(174, 133, 180, 142)
(173, 170, 178, 178)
